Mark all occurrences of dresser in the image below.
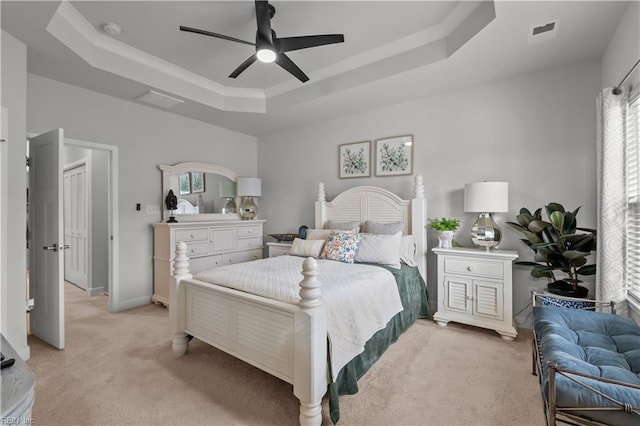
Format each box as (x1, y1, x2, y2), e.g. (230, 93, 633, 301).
(153, 220, 265, 306)
(432, 247, 519, 340)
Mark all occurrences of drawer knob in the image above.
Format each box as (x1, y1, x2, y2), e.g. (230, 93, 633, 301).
(190, 233, 195, 238)
(467, 265, 476, 272)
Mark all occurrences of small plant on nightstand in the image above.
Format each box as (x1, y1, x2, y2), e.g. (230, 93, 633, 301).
(428, 218, 460, 249)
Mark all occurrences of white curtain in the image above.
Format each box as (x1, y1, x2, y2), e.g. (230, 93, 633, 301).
(596, 87, 628, 316)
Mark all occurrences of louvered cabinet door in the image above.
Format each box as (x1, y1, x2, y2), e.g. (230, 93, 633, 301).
(432, 247, 518, 341)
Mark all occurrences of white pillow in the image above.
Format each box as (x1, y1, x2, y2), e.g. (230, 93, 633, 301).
(365, 221, 405, 235)
(354, 231, 402, 269)
(306, 228, 352, 240)
(400, 235, 418, 267)
(289, 238, 326, 258)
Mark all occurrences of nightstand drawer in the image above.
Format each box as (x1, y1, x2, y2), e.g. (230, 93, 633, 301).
(175, 228, 208, 242)
(444, 257, 503, 278)
(238, 225, 262, 238)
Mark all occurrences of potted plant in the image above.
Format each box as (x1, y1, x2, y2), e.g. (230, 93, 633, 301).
(428, 217, 460, 249)
(507, 202, 596, 306)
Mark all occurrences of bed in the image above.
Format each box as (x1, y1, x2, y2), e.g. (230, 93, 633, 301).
(169, 176, 428, 425)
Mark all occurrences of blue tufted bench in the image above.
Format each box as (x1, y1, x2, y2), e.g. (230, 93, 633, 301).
(532, 306, 640, 425)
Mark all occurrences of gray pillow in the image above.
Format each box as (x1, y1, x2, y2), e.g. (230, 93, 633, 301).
(365, 220, 405, 235)
(325, 220, 361, 233)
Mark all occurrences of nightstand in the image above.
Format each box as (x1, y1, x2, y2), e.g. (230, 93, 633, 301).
(267, 242, 293, 257)
(432, 247, 519, 340)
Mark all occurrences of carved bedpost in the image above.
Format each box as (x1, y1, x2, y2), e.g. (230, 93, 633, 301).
(294, 257, 327, 426)
(315, 182, 327, 229)
(170, 241, 192, 357)
(411, 174, 427, 280)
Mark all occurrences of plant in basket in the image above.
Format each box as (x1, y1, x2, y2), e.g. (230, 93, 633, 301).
(507, 202, 596, 303)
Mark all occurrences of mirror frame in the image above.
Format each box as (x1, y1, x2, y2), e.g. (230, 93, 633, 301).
(159, 162, 240, 222)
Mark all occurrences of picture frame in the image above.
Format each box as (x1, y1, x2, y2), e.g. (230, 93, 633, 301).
(375, 135, 413, 176)
(178, 173, 191, 195)
(339, 140, 371, 178)
(190, 171, 205, 193)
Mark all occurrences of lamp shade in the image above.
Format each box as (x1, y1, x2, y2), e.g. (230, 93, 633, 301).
(219, 180, 236, 198)
(237, 177, 262, 197)
(464, 182, 509, 213)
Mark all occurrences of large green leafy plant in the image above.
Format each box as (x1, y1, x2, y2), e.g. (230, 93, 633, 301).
(507, 202, 596, 298)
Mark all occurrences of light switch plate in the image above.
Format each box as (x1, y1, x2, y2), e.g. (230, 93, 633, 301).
(146, 205, 160, 215)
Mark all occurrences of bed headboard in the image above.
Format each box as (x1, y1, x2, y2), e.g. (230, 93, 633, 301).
(315, 175, 427, 279)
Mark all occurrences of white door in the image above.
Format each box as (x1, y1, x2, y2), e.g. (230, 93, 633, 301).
(64, 165, 88, 289)
(29, 129, 65, 349)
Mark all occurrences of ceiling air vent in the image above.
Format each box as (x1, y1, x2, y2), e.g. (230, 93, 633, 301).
(528, 20, 558, 44)
(135, 90, 184, 109)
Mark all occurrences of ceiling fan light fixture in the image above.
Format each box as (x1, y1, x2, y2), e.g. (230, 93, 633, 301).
(256, 47, 277, 63)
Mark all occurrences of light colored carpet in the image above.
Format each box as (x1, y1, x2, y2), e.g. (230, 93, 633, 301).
(26, 283, 545, 425)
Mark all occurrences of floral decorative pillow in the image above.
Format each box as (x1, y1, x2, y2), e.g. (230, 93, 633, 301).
(321, 232, 362, 263)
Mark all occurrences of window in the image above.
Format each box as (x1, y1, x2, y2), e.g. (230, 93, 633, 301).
(627, 88, 640, 301)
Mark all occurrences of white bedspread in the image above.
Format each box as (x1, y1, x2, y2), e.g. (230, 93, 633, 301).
(194, 255, 403, 380)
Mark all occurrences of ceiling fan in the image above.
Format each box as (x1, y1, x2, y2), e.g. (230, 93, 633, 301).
(180, 0, 344, 83)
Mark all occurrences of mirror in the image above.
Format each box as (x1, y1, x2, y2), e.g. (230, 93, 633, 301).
(159, 162, 240, 222)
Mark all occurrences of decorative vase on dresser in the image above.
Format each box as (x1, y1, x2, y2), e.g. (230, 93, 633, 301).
(152, 220, 265, 306)
(432, 247, 519, 340)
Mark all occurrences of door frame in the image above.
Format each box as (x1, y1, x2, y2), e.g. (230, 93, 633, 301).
(29, 133, 119, 313)
(65, 138, 119, 313)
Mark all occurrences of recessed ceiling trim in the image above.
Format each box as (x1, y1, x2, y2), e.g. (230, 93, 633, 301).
(47, 1, 267, 113)
(44, 1, 494, 115)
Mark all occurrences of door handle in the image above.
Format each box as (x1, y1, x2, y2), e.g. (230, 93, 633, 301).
(43, 243, 58, 252)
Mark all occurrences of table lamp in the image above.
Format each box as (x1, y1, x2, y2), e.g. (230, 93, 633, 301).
(237, 177, 262, 220)
(464, 181, 509, 250)
(219, 180, 237, 214)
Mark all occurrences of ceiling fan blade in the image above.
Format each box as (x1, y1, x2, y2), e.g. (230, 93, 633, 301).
(275, 53, 309, 83)
(254, 1, 273, 44)
(180, 26, 255, 47)
(278, 34, 345, 52)
(229, 54, 258, 79)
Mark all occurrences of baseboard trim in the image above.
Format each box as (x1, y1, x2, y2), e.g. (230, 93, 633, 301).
(87, 287, 105, 296)
(111, 295, 152, 313)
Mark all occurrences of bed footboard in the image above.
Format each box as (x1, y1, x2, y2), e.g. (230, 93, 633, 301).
(170, 242, 327, 426)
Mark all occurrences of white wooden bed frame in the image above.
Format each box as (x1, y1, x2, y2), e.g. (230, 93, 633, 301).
(170, 176, 427, 425)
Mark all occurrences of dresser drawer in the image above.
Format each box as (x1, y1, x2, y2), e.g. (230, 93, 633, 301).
(185, 241, 210, 257)
(189, 255, 223, 272)
(238, 225, 262, 238)
(225, 249, 263, 265)
(237, 237, 263, 250)
(175, 228, 208, 242)
(444, 257, 503, 279)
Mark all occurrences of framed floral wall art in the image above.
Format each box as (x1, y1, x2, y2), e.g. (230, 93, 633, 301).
(375, 135, 413, 176)
(178, 173, 191, 195)
(339, 140, 371, 178)
(190, 171, 205, 193)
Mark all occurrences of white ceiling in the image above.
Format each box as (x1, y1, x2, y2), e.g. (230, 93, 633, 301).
(1, 1, 630, 136)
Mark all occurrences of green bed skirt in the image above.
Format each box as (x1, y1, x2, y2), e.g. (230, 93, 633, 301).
(328, 263, 429, 423)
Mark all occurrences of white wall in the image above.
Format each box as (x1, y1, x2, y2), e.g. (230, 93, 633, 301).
(601, 1, 640, 90)
(1, 30, 28, 358)
(258, 58, 601, 327)
(27, 74, 258, 311)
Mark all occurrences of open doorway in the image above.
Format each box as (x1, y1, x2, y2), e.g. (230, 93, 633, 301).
(27, 131, 118, 349)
